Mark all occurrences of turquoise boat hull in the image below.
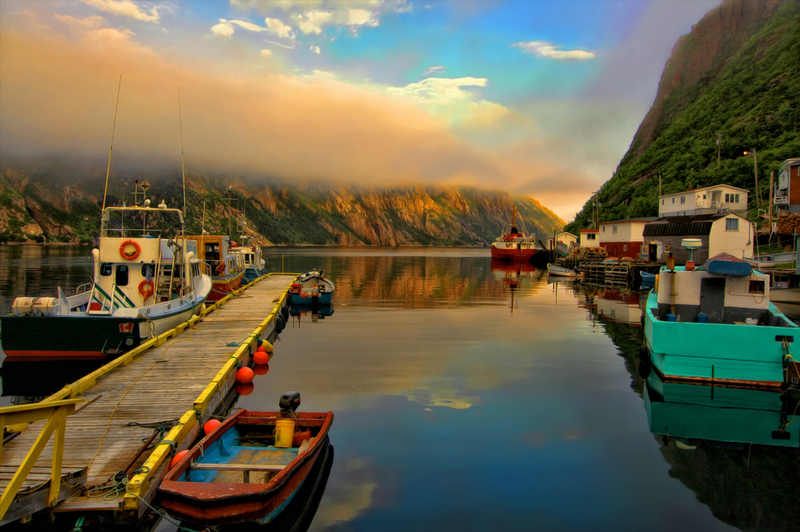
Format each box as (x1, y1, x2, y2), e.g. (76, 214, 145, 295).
(645, 372, 799, 448)
(643, 289, 800, 387)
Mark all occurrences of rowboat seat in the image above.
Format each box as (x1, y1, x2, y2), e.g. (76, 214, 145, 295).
(190, 463, 286, 472)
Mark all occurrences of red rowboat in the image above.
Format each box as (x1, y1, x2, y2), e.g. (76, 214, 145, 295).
(159, 405, 333, 526)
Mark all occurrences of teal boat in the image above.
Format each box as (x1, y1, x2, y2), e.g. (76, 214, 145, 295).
(642, 252, 800, 388)
(645, 371, 799, 448)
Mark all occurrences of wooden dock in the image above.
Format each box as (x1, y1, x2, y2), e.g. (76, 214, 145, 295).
(0, 274, 296, 526)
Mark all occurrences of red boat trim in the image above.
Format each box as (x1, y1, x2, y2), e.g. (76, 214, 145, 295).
(3, 350, 107, 359)
(655, 366, 783, 389)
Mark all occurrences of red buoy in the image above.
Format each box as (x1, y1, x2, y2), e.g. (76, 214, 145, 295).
(257, 345, 267, 353)
(253, 351, 269, 365)
(237, 367, 255, 384)
(169, 450, 189, 469)
(253, 363, 269, 375)
(203, 419, 221, 435)
(237, 382, 254, 396)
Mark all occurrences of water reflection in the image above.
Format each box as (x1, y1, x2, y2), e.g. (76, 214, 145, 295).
(593, 291, 800, 532)
(290, 303, 335, 327)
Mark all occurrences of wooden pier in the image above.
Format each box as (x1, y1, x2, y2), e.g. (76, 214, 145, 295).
(558, 257, 662, 286)
(0, 273, 296, 527)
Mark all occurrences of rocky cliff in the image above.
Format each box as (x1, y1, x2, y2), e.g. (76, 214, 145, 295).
(0, 163, 564, 246)
(567, 0, 800, 231)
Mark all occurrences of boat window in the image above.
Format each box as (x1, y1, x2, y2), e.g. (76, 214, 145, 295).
(749, 280, 765, 294)
(141, 264, 155, 279)
(116, 265, 129, 286)
(100, 263, 113, 276)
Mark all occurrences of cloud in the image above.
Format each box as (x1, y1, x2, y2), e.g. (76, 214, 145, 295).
(264, 17, 295, 39)
(421, 65, 445, 76)
(512, 41, 595, 61)
(54, 14, 106, 29)
(293, 10, 332, 35)
(260, 48, 272, 56)
(310, 45, 321, 54)
(0, 26, 593, 221)
(81, 0, 159, 23)
(210, 21, 234, 38)
(209, 17, 296, 41)
(347, 8, 377, 27)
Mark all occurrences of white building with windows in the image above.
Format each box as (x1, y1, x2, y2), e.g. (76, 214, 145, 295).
(579, 228, 599, 248)
(642, 212, 753, 264)
(659, 184, 749, 217)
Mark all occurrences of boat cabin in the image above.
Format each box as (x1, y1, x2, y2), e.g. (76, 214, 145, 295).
(187, 235, 244, 277)
(653, 253, 789, 326)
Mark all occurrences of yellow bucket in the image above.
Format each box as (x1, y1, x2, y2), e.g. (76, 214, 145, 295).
(274, 419, 296, 448)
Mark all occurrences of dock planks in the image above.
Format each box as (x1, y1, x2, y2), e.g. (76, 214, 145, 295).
(1, 274, 295, 519)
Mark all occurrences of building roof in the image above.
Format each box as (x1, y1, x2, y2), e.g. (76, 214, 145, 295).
(599, 217, 658, 225)
(782, 158, 800, 167)
(579, 228, 599, 233)
(659, 183, 749, 198)
(642, 213, 745, 237)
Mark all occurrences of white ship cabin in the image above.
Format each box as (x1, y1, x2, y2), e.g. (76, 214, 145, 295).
(579, 229, 599, 248)
(659, 184, 748, 217)
(653, 253, 791, 326)
(92, 207, 204, 311)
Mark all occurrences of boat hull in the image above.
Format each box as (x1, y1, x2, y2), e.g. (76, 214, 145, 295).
(643, 290, 800, 387)
(490, 246, 537, 261)
(0, 302, 203, 360)
(159, 410, 334, 526)
(289, 293, 333, 306)
(243, 266, 265, 283)
(207, 271, 245, 302)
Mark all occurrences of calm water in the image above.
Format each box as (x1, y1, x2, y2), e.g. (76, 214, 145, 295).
(1, 246, 798, 532)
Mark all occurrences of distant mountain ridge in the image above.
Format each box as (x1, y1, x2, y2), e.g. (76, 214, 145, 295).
(0, 163, 564, 246)
(567, 0, 800, 232)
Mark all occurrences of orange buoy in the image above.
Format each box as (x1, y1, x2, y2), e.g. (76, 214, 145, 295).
(253, 351, 269, 365)
(253, 363, 269, 375)
(237, 382, 254, 396)
(203, 419, 220, 435)
(257, 345, 267, 353)
(169, 450, 189, 469)
(237, 367, 255, 384)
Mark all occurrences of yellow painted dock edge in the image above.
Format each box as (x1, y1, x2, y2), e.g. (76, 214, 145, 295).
(122, 276, 295, 517)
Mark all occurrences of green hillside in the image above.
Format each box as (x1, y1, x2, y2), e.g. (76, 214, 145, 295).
(567, 0, 800, 232)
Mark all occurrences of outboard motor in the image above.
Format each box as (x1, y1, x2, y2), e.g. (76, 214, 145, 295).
(279, 391, 301, 417)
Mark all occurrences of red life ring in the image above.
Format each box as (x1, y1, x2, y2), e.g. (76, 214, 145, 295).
(120, 240, 141, 260)
(138, 280, 154, 300)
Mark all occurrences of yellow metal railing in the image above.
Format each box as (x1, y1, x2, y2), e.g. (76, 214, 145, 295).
(0, 398, 83, 520)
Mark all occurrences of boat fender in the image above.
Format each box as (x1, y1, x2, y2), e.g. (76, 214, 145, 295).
(638, 346, 652, 379)
(138, 280, 154, 300)
(120, 239, 141, 260)
(654, 274, 659, 293)
(215, 262, 226, 275)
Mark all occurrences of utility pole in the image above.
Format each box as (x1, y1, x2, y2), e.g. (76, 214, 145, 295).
(745, 149, 761, 209)
(769, 171, 774, 232)
(659, 174, 662, 197)
(716, 132, 722, 169)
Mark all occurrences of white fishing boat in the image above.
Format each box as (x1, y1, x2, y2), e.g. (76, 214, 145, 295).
(547, 264, 582, 278)
(2, 204, 212, 360)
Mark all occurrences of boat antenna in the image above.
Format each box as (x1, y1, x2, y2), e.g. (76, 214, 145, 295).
(177, 87, 187, 219)
(101, 75, 122, 216)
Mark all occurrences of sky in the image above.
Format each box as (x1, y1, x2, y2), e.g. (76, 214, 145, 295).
(0, 0, 722, 221)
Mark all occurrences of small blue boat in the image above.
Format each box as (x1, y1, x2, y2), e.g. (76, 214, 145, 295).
(289, 270, 334, 306)
(640, 272, 656, 284)
(642, 253, 800, 388)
